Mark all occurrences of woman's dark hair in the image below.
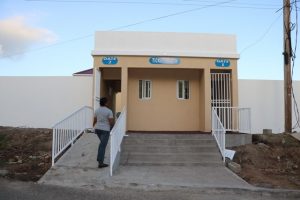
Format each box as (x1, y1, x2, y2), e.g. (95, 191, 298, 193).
(100, 97, 108, 106)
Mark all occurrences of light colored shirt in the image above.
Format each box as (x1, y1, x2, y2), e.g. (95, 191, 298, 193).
(94, 106, 113, 131)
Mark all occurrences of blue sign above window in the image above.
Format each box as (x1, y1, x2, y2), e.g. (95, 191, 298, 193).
(215, 59, 230, 67)
(102, 56, 118, 65)
(149, 57, 180, 65)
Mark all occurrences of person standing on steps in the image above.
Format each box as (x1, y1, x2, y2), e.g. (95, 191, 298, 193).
(93, 97, 114, 168)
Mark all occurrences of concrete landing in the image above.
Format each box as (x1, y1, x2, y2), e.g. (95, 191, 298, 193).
(39, 133, 253, 190)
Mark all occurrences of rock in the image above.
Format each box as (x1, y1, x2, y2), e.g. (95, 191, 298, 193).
(227, 161, 241, 174)
(293, 164, 299, 169)
(38, 163, 44, 167)
(0, 169, 8, 176)
(263, 129, 272, 134)
(258, 143, 270, 149)
(225, 157, 231, 167)
(277, 156, 281, 161)
(44, 155, 50, 160)
(8, 158, 18, 164)
(29, 156, 38, 159)
(14, 156, 23, 163)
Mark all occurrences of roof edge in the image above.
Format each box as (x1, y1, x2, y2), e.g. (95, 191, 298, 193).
(91, 50, 240, 59)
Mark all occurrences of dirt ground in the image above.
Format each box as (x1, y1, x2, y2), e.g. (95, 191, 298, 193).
(0, 126, 52, 182)
(1, 126, 300, 190)
(231, 133, 300, 190)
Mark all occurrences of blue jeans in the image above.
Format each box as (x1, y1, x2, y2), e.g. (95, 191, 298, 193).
(95, 129, 110, 163)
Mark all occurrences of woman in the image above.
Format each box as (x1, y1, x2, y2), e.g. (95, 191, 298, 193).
(93, 97, 114, 168)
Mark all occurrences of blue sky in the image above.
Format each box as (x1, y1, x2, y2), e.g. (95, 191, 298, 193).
(0, 0, 299, 80)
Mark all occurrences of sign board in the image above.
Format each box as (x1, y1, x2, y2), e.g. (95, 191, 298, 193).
(224, 149, 236, 160)
(215, 59, 230, 67)
(102, 56, 118, 65)
(149, 57, 180, 65)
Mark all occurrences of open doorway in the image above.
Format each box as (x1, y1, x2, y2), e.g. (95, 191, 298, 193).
(101, 80, 121, 119)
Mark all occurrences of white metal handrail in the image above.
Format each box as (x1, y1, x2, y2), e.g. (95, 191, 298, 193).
(110, 107, 126, 176)
(52, 106, 93, 166)
(212, 107, 251, 133)
(212, 107, 226, 162)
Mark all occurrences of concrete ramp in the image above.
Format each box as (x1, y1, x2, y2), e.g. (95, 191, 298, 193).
(39, 133, 111, 188)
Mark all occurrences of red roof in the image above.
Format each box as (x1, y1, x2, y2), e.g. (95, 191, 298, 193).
(73, 68, 93, 76)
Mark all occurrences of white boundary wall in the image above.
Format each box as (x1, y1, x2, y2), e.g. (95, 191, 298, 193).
(0, 76, 92, 128)
(239, 80, 300, 133)
(0, 77, 299, 133)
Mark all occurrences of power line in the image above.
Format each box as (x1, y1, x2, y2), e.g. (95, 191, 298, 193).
(184, 0, 280, 7)
(240, 13, 282, 55)
(25, 0, 280, 10)
(2, 0, 236, 58)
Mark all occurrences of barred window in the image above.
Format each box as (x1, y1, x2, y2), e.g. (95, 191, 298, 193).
(139, 80, 152, 99)
(177, 80, 189, 100)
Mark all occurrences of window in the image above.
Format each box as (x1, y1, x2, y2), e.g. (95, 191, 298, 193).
(177, 80, 189, 100)
(139, 80, 151, 99)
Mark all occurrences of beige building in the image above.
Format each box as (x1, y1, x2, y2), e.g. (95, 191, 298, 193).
(92, 31, 239, 133)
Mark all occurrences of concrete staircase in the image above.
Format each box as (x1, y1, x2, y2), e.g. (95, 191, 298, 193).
(120, 133, 223, 166)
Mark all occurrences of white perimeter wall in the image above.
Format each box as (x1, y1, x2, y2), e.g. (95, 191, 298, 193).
(0, 76, 92, 128)
(239, 80, 300, 133)
(0, 77, 299, 133)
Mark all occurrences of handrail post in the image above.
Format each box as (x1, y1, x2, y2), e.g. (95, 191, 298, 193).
(52, 129, 55, 166)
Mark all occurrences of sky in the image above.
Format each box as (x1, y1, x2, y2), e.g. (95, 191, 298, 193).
(0, 0, 299, 80)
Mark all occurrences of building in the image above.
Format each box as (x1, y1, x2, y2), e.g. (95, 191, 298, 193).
(92, 31, 240, 132)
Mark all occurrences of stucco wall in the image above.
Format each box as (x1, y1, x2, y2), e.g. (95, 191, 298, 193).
(93, 31, 239, 59)
(0, 76, 92, 128)
(94, 56, 238, 132)
(127, 68, 202, 131)
(238, 80, 300, 133)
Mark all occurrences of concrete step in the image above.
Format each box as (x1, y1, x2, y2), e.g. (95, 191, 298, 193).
(125, 133, 214, 140)
(120, 133, 223, 167)
(121, 152, 222, 165)
(121, 161, 223, 167)
(123, 138, 216, 146)
(121, 145, 220, 153)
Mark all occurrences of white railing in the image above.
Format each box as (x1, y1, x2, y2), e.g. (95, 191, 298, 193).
(110, 107, 126, 176)
(212, 107, 251, 133)
(211, 107, 226, 162)
(52, 106, 93, 166)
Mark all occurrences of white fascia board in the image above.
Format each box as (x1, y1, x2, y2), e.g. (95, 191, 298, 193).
(91, 50, 240, 59)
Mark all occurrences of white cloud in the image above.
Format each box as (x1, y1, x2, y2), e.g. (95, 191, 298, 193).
(0, 16, 57, 58)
